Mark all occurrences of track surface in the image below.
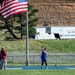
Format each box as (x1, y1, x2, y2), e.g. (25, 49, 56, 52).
(6, 66, 75, 70)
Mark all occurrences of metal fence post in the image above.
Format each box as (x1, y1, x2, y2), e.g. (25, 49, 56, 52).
(12, 56, 13, 66)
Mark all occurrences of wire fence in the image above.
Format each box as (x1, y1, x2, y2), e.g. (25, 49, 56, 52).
(7, 54, 75, 66)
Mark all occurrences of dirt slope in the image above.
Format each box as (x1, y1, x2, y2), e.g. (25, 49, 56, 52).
(29, 1, 75, 26)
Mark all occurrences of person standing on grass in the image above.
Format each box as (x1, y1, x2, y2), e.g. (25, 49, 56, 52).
(1, 47, 8, 70)
(41, 48, 48, 68)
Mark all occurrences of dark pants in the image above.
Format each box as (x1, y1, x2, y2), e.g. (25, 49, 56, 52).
(41, 60, 47, 66)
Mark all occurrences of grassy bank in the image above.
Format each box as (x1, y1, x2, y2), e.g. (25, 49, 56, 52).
(0, 39, 75, 53)
(0, 70, 75, 75)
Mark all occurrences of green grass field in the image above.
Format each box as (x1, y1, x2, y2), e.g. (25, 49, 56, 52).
(0, 39, 75, 53)
(0, 70, 75, 75)
(0, 39, 75, 66)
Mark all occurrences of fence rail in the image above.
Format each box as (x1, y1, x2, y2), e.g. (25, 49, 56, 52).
(7, 54, 75, 66)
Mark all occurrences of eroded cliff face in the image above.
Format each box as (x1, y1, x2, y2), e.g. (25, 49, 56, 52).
(29, 1, 75, 26)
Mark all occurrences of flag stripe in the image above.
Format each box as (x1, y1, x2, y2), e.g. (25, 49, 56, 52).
(1, 4, 28, 13)
(0, 0, 28, 18)
(1, 1, 28, 10)
(2, 7, 28, 16)
(3, 9, 28, 18)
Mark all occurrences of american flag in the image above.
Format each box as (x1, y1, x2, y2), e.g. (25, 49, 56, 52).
(0, 0, 28, 18)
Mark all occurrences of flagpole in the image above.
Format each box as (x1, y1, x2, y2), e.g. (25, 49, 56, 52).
(26, 12, 29, 66)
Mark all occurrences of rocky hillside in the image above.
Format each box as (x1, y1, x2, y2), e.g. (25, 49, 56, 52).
(29, 0, 75, 26)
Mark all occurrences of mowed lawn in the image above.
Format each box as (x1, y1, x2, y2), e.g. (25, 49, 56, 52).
(0, 70, 75, 75)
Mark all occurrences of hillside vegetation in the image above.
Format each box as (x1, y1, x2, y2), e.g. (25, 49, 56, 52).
(0, 39, 75, 54)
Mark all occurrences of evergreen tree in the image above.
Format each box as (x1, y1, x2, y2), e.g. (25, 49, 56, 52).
(0, 3, 39, 40)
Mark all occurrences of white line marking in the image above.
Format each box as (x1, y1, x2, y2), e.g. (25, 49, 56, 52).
(6, 68, 22, 70)
(66, 67, 75, 69)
